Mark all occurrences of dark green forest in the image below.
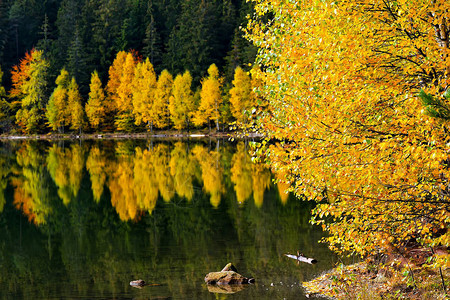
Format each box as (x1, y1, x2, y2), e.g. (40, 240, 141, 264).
(0, 0, 255, 93)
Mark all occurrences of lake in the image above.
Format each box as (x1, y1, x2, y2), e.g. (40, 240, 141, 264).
(0, 138, 339, 299)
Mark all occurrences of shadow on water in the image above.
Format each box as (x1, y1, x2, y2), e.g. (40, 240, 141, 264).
(0, 139, 340, 299)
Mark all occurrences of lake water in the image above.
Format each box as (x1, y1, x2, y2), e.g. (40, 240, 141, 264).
(0, 138, 339, 299)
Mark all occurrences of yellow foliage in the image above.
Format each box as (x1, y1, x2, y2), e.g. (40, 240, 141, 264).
(194, 64, 223, 130)
(229, 66, 254, 124)
(246, 0, 450, 256)
(169, 71, 195, 130)
(153, 69, 173, 128)
(132, 58, 157, 129)
(85, 71, 106, 131)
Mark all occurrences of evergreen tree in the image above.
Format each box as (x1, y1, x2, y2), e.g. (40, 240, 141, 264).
(0, 65, 11, 132)
(169, 70, 195, 130)
(143, 6, 162, 69)
(92, 0, 129, 69)
(67, 25, 88, 94)
(164, 0, 222, 83)
(85, 70, 106, 131)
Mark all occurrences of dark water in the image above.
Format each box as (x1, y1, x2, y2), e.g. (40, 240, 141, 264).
(0, 139, 338, 299)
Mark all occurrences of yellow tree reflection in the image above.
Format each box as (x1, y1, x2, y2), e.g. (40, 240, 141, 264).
(231, 142, 252, 204)
(85, 145, 108, 202)
(12, 143, 51, 224)
(108, 143, 138, 221)
(170, 142, 196, 201)
(47, 143, 85, 205)
(134, 147, 159, 215)
(193, 144, 224, 208)
(251, 163, 271, 208)
(0, 155, 9, 213)
(152, 144, 174, 202)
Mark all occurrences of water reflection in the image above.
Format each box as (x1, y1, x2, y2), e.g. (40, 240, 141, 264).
(3, 140, 275, 222)
(0, 139, 336, 300)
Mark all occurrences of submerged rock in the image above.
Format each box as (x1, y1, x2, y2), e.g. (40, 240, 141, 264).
(205, 263, 255, 285)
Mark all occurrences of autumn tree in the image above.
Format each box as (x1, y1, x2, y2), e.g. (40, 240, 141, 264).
(85, 70, 107, 131)
(67, 77, 85, 133)
(153, 69, 173, 128)
(132, 58, 157, 131)
(246, 0, 450, 264)
(46, 69, 71, 132)
(229, 66, 253, 124)
(12, 49, 49, 133)
(115, 52, 138, 131)
(169, 70, 195, 130)
(194, 64, 223, 132)
(106, 51, 127, 130)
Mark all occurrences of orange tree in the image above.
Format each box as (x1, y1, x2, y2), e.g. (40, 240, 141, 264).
(246, 0, 450, 261)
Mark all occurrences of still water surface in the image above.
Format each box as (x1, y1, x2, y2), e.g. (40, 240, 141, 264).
(0, 139, 338, 299)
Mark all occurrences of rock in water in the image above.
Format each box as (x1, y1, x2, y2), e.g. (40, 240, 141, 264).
(205, 263, 255, 285)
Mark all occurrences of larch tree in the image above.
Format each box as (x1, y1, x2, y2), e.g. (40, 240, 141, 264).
(67, 77, 85, 133)
(153, 69, 173, 129)
(132, 58, 157, 132)
(106, 51, 127, 130)
(169, 70, 195, 130)
(246, 0, 450, 264)
(195, 64, 222, 132)
(12, 49, 49, 133)
(46, 68, 71, 132)
(229, 66, 253, 124)
(85, 70, 107, 131)
(115, 52, 138, 131)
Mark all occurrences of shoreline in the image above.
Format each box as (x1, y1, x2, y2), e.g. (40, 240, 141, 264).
(302, 258, 449, 299)
(0, 131, 264, 141)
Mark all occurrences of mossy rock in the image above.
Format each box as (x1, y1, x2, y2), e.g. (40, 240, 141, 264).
(205, 263, 255, 285)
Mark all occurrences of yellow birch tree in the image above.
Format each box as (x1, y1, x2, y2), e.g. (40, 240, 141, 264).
(246, 0, 450, 261)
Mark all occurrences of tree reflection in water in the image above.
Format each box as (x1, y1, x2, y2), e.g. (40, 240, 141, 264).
(0, 139, 335, 300)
